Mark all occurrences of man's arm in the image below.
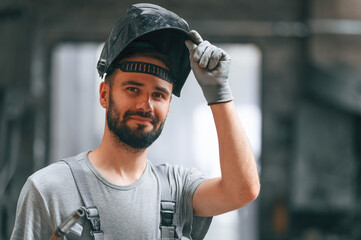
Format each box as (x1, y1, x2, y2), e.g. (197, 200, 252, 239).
(193, 101, 260, 216)
(185, 30, 260, 217)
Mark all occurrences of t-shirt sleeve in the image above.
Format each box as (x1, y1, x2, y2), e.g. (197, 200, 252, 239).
(160, 164, 212, 240)
(10, 178, 54, 240)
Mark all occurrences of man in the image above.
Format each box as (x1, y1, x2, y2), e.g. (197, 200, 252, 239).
(11, 3, 260, 240)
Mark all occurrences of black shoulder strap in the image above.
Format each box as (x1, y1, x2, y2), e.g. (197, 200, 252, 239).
(154, 165, 178, 240)
(62, 157, 104, 240)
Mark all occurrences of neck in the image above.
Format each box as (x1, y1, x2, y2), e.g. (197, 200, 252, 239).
(89, 129, 148, 185)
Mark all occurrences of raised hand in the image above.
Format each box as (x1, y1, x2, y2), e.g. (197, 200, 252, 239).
(185, 30, 233, 105)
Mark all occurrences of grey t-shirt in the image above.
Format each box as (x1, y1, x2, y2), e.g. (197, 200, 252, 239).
(11, 151, 212, 240)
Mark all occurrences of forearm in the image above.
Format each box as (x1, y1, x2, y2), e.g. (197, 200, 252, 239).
(187, 30, 260, 216)
(210, 101, 260, 204)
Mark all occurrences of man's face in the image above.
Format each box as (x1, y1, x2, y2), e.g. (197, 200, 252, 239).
(104, 55, 173, 150)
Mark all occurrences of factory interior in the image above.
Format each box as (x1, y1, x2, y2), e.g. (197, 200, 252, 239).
(1, 0, 361, 239)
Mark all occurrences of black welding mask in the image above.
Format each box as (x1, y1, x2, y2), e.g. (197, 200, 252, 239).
(97, 3, 193, 97)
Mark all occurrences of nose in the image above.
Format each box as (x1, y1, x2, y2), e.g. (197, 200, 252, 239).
(136, 94, 154, 112)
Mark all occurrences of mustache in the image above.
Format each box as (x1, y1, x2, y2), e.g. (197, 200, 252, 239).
(123, 110, 159, 125)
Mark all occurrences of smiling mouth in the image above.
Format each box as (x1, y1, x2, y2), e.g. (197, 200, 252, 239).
(128, 116, 154, 125)
(123, 110, 158, 127)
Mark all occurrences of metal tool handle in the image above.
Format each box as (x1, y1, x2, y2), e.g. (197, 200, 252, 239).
(49, 208, 85, 240)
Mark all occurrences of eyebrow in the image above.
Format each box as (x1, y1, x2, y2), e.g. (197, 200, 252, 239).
(121, 80, 144, 87)
(121, 80, 171, 96)
(155, 86, 171, 96)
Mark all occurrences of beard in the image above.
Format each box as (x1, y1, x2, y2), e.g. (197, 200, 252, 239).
(106, 92, 165, 150)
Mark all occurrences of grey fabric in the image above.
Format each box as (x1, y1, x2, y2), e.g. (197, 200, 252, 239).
(155, 165, 177, 239)
(160, 226, 176, 239)
(11, 151, 212, 240)
(154, 165, 172, 201)
(63, 157, 104, 239)
(63, 158, 95, 207)
(201, 84, 233, 106)
(156, 164, 213, 239)
(190, 216, 213, 240)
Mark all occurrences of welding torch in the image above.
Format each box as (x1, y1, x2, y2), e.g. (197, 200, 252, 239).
(49, 207, 85, 240)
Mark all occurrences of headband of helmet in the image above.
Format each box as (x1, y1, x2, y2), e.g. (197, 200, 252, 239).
(106, 41, 173, 83)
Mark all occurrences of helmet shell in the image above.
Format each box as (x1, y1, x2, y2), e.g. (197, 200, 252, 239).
(97, 3, 193, 97)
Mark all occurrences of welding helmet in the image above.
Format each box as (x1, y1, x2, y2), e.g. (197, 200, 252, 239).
(97, 3, 193, 97)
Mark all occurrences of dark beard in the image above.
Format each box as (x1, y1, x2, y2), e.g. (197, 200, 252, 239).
(106, 92, 165, 150)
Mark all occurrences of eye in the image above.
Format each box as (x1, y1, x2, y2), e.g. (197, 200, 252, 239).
(127, 87, 139, 93)
(152, 92, 165, 99)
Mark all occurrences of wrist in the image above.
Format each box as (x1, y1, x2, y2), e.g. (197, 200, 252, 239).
(201, 83, 233, 105)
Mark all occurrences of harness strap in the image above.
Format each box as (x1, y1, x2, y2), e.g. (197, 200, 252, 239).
(62, 157, 104, 239)
(154, 165, 178, 239)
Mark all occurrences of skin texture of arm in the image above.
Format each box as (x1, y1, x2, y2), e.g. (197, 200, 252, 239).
(192, 101, 260, 217)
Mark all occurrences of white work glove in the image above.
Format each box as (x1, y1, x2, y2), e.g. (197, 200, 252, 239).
(185, 30, 233, 105)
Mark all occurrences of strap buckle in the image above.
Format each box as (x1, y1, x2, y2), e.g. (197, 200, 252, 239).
(82, 206, 102, 232)
(160, 200, 178, 238)
(160, 201, 176, 226)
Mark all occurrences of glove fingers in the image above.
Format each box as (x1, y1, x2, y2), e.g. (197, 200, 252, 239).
(190, 30, 203, 44)
(185, 40, 197, 53)
(185, 40, 201, 70)
(199, 45, 217, 69)
(187, 30, 233, 104)
(193, 40, 210, 62)
(208, 48, 225, 70)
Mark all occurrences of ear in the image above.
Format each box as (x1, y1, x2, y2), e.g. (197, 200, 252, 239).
(99, 81, 109, 109)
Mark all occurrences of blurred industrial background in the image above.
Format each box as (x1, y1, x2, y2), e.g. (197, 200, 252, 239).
(1, 0, 361, 239)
